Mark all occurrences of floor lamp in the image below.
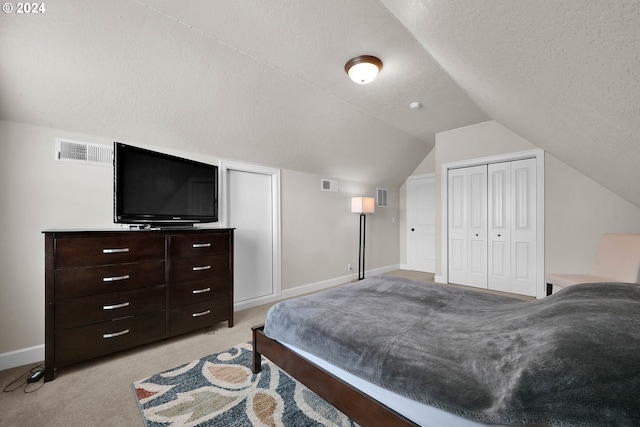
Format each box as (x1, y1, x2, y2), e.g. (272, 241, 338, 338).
(351, 197, 375, 280)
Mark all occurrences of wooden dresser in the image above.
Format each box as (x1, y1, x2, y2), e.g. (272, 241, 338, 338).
(43, 228, 234, 382)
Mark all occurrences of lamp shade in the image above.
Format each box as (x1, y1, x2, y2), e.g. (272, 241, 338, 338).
(351, 197, 375, 214)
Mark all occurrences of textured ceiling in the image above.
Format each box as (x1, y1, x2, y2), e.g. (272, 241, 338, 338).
(381, 0, 640, 206)
(0, 0, 486, 187)
(1, 1, 639, 205)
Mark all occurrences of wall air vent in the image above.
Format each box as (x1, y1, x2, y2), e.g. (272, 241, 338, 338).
(377, 188, 388, 207)
(321, 179, 338, 192)
(55, 138, 113, 166)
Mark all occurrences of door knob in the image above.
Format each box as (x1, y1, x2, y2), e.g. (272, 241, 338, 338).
(411, 228, 415, 231)
(498, 234, 501, 237)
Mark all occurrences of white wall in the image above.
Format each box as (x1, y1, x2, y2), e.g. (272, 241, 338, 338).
(0, 120, 400, 366)
(281, 170, 398, 290)
(544, 154, 640, 273)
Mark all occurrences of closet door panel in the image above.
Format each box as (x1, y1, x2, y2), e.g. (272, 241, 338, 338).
(488, 163, 511, 292)
(448, 170, 468, 285)
(510, 158, 537, 296)
(448, 166, 487, 289)
(466, 166, 487, 288)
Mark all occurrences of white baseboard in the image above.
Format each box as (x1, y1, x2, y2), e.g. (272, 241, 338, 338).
(2, 265, 402, 371)
(0, 344, 44, 371)
(282, 264, 400, 300)
(233, 293, 283, 312)
(399, 263, 410, 270)
(235, 264, 401, 310)
(434, 274, 446, 284)
(281, 274, 354, 300)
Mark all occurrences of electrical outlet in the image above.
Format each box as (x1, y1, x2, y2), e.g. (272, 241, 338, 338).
(347, 263, 352, 271)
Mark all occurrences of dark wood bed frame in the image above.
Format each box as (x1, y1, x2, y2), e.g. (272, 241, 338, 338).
(252, 325, 419, 427)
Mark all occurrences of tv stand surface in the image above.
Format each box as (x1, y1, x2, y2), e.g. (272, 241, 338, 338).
(43, 227, 234, 382)
(127, 224, 200, 230)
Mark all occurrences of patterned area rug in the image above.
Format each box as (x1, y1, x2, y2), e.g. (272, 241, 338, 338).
(133, 342, 359, 426)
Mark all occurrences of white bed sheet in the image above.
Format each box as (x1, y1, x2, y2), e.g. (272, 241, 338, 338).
(282, 342, 489, 427)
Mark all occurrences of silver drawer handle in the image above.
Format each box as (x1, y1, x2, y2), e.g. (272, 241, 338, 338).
(103, 275, 130, 282)
(103, 329, 129, 339)
(192, 265, 211, 271)
(192, 310, 211, 317)
(103, 302, 130, 310)
(192, 287, 211, 294)
(192, 243, 211, 248)
(102, 248, 130, 254)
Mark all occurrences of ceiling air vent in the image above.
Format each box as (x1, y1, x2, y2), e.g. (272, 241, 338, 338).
(55, 138, 113, 166)
(377, 188, 388, 207)
(321, 179, 338, 192)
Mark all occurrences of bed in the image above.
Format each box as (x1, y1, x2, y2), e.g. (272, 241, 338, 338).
(252, 275, 640, 427)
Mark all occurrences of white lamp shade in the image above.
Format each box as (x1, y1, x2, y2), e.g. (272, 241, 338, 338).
(351, 197, 375, 214)
(347, 62, 380, 84)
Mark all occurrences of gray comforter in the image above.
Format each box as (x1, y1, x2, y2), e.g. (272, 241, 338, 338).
(263, 276, 640, 426)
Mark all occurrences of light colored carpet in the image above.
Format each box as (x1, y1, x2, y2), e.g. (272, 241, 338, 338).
(0, 304, 274, 427)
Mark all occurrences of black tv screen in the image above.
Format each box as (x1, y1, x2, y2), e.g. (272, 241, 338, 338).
(114, 142, 218, 225)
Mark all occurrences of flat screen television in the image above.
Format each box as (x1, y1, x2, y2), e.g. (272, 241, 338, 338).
(114, 142, 218, 226)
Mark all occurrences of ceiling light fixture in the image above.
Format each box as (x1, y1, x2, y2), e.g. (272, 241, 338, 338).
(344, 55, 383, 84)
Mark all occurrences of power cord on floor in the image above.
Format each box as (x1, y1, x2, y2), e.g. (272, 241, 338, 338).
(3, 364, 45, 393)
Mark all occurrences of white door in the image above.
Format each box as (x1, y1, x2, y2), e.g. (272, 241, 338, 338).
(448, 168, 468, 285)
(449, 159, 537, 296)
(466, 166, 488, 288)
(448, 165, 488, 288)
(508, 158, 537, 296)
(442, 150, 544, 298)
(228, 169, 274, 303)
(488, 162, 512, 292)
(407, 175, 436, 272)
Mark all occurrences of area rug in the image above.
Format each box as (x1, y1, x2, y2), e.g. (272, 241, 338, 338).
(133, 342, 359, 426)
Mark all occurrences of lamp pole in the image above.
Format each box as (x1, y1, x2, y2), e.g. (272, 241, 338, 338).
(358, 212, 366, 280)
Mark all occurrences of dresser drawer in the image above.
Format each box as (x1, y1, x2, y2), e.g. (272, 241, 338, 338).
(55, 260, 165, 299)
(168, 298, 229, 334)
(169, 277, 229, 308)
(55, 235, 165, 268)
(169, 255, 230, 283)
(55, 286, 166, 330)
(55, 310, 166, 365)
(169, 233, 230, 259)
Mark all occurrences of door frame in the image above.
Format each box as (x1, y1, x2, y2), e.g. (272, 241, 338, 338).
(219, 160, 282, 310)
(406, 173, 436, 272)
(439, 149, 545, 299)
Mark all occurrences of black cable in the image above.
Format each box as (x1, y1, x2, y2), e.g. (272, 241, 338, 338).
(3, 364, 45, 393)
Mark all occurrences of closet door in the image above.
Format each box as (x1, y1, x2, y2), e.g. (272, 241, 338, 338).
(448, 165, 487, 288)
(448, 168, 468, 286)
(487, 159, 537, 296)
(447, 156, 539, 297)
(488, 162, 511, 292)
(509, 158, 537, 296)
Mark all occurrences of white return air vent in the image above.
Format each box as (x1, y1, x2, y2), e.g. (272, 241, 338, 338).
(321, 179, 338, 192)
(377, 188, 388, 207)
(55, 138, 113, 166)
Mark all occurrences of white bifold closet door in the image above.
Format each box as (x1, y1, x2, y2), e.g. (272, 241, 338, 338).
(448, 165, 488, 288)
(448, 158, 537, 296)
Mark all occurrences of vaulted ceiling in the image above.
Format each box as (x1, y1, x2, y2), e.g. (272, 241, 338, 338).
(1, 1, 639, 206)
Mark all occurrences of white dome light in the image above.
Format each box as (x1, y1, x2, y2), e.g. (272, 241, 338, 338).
(345, 55, 383, 84)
